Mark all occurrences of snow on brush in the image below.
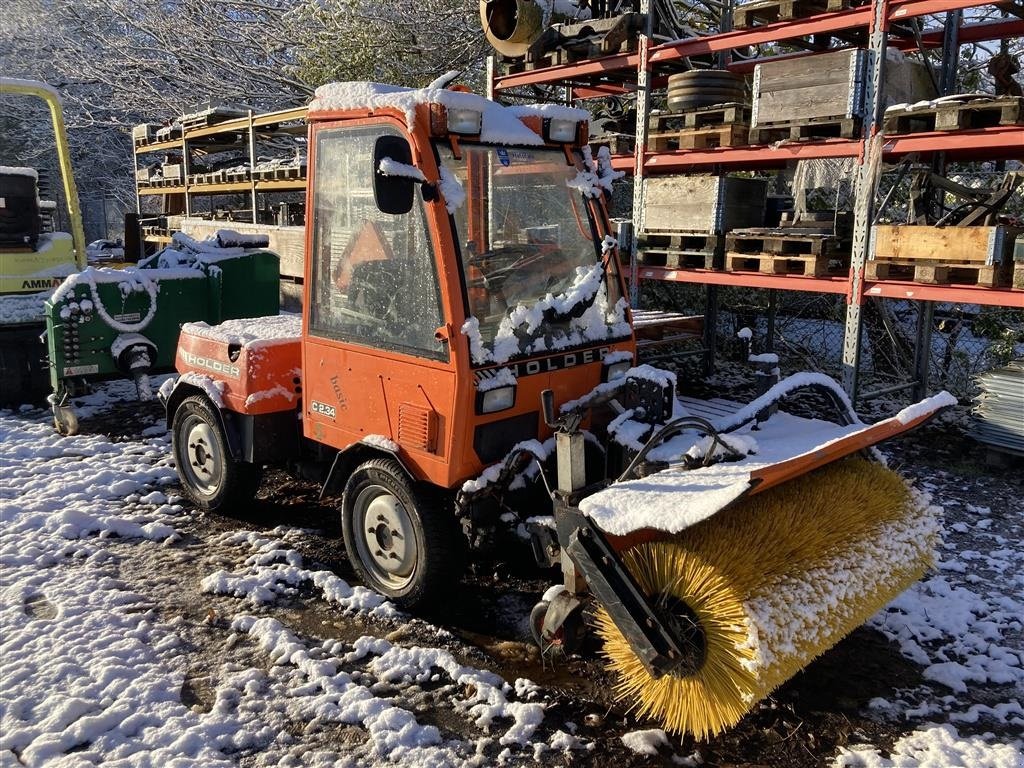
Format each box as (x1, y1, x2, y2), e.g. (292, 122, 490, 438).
(0, 394, 580, 766)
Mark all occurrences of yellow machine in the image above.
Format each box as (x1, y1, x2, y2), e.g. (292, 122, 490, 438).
(0, 77, 87, 403)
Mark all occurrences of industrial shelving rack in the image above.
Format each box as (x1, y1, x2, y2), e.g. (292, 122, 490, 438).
(489, 0, 1024, 399)
(132, 106, 308, 246)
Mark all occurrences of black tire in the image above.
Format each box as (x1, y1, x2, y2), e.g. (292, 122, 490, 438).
(171, 395, 261, 512)
(341, 457, 464, 609)
(667, 70, 744, 87)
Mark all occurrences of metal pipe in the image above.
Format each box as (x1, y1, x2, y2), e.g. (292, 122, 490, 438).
(0, 77, 87, 268)
(859, 381, 916, 400)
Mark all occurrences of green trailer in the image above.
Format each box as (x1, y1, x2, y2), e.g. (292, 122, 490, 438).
(45, 234, 280, 433)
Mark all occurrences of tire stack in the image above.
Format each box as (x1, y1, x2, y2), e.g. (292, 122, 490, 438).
(666, 70, 746, 112)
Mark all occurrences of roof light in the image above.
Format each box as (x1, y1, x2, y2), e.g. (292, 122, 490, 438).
(447, 108, 482, 135)
(545, 118, 578, 143)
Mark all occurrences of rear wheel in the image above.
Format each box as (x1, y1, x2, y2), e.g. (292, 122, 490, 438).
(172, 395, 261, 511)
(341, 458, 463, 609)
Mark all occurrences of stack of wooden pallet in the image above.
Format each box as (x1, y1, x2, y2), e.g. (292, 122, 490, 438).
(639, 176, 768, 270)
(647, 103, 752, 151)
(868, 224, 1022, 288)
(725, 210, 852, 276)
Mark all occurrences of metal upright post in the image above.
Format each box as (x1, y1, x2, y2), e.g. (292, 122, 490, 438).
(181, 133, 191, 219)
(911, 10, 960, 400)
(629, 0, 653, 309)
(248, 110, 258, 224)
(911, 301, 935, 400)
(702, 0, 734, 376)
(486, 55, 496, 102)
(841, 0, 890, 399)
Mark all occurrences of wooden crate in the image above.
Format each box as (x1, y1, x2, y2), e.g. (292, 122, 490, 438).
(643, 176, 768, 234)
(752, 48, 934, 127)
(871, 225, 1021, 265)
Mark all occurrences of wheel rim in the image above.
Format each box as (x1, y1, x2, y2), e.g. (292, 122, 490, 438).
(352, 484, 418, 590)
(179, 416, 224, 497)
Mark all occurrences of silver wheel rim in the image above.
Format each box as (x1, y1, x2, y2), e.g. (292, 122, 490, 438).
(352, 485, 417, 590)
(180, 416, 223, 497)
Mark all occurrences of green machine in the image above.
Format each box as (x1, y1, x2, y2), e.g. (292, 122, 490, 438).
(44, 232, 280, 433)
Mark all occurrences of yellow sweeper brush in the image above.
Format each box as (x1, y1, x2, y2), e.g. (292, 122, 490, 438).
(593, 457, 939, 739)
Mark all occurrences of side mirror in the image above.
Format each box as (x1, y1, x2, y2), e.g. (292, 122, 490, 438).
(373, 135, 415, 215)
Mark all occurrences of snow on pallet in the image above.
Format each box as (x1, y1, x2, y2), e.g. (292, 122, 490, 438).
(883, 95, 1023, 134)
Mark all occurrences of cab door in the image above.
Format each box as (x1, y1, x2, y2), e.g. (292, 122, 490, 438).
(303, 120, 457, 486)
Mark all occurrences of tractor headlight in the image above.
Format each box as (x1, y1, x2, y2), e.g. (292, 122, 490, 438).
(545, 118, 578, 143)
(478, 385, 516, 414)
(603, 356, 633, 382)
(447, 108, 482, 135)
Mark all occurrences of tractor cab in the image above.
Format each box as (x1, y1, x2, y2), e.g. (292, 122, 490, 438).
(298, 83, 634, 490)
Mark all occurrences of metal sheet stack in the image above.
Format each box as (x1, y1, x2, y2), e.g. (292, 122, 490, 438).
(971, 360, 1024, 456)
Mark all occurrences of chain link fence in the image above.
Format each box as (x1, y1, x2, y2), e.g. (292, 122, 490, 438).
(81, 197, 126, 243)
(639, 280, 1024, 404)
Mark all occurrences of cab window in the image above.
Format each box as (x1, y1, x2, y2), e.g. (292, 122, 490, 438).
(309, 125, 446, 361)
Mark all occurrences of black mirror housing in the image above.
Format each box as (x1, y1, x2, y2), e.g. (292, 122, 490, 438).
(373, 135, 416, 215)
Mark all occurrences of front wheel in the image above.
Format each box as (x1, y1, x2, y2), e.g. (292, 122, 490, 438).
(341, 458, 463, 609)
(171, 395, 261, 512)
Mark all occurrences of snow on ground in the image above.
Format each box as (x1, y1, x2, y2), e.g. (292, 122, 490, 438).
(2, 381, 1022, 767)
(0, 387, 586, 767)
(829, 440, 1024, 767)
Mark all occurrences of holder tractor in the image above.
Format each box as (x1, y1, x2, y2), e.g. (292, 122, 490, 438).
(160, 80, 951, 738)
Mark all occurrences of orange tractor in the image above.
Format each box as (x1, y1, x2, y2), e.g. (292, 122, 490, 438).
(160, 80, 952, 738)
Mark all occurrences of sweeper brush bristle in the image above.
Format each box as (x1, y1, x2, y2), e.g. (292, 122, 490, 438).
(594, 457, 938, 740)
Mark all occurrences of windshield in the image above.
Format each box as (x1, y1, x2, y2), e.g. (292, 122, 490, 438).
(436, 143, 629, 366)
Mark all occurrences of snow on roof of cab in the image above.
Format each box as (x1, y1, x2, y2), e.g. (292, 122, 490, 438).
(308, 81, 590, 147)
(181, 313, 301, 348)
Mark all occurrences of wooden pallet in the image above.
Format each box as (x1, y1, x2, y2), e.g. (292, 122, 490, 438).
(725, 251, 843, 276)
(883, 96, 1023, 134)
(648, 123, 748, 151)
(726, 230, 848, 257)
(637, 231, 723, 270)
(733, 0, 851, 28)
(866, 258, 1014, 287)
(509, 34, 639, 72)
(224, 169, 251, 183)
(650, 103, 751, 133)
(748, 115, 861, 144)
